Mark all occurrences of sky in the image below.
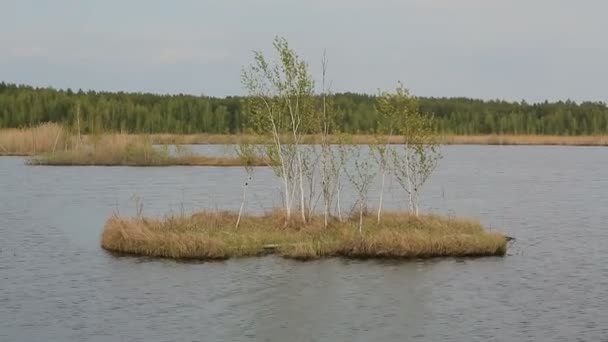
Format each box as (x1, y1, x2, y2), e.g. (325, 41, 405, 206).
(1, 0, 607, 102)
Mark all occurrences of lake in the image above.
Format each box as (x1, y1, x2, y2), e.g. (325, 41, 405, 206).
(1, 145, 607, 341)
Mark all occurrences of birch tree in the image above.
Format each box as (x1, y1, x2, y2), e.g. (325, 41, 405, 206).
(345, 144, 377, 233)
(235, 143, 257, 228)
(379, 83, 441, 216)
(371, 142, 390, 223)
(371, 90, 400, 223)
(316, 52, 343, 227)
(241, 37, 315, 222)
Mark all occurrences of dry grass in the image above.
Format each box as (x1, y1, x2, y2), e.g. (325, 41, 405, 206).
(148, 133, 396, 145)
(101, 210, 508, 260)
(4, 124, 607, 157)
(0, 123, 70, 156)
(148, 133, 608, 146)
(28, 134, 266, 167)
(150, 133, 254, 145)
(442, 134, 608, 146)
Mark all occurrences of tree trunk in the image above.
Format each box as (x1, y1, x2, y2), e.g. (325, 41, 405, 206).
(413, 192, 420, 216)
(283, 173, 291, 220)
(405, 145, 415, 213)
(235, 176, 251, 228)
(296, 150, 307, 223)
(377, 171, 385, 224)
(269, 120, 290, 221)
(324, 201, 329, 228)
(336, 186, 343, 222)
(359, 201, 363, 235)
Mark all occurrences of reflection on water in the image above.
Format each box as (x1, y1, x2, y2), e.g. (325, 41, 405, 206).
(1, 146, 608, 341)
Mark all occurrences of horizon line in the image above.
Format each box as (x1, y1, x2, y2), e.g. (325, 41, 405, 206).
(1, 80, 605, 105)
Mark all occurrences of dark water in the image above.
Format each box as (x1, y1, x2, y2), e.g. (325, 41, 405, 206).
(1, 146, 607, 341)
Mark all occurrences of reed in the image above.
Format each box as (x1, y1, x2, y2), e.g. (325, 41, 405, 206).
(4, 124, 608, 154)
(442, 134, 608, 146)
(148, 133, 608, 146)
(0, 123, 69, 156)
(101, 210, 508, 260)
(28, 134, 266, 166)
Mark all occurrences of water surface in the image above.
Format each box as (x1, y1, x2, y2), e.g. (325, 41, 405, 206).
(1, 146, 607, 341)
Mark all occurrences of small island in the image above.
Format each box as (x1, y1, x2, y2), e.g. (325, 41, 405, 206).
(0, 123, 265, 166)
(98, 37, 510, 261)
(102, 211, 507, 260)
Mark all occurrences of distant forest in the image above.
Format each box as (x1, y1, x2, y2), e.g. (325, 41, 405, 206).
(1, 82, 608, 135)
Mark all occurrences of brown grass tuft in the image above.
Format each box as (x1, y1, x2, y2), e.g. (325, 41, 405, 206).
(101, 210, 508, 260)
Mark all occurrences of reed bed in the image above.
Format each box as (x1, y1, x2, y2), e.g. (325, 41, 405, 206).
(28, 134, 265, 167)
(0, 124, 264, 165)
(148, 133, 608, 146)
(443, 134, 608, 146)
(101, 210, 508, 260)
(0, 123, 69, 156)
(3, 124, 608, 154)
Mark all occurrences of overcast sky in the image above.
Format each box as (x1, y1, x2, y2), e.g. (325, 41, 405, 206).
(1, 0, 607, 101)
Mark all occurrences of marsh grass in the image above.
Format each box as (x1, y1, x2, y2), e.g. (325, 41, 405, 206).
(0, 123, 69, 156)
(443, 134, 608, 146)
(27, 134, 266, 166)
(0, 124, 264, 166)
(148, 133, 608, 146)
(101, 210, 507, 260)
(4, 123, 608, 159)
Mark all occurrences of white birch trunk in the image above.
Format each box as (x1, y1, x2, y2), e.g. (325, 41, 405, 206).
(405, 144, 415, 213)
(270, 120, 291, 220)
(236, 176, 251, 228)
(359, 201, 363, 235)
(297, 150, 307, 223)
(377, 171, 385, 224)
(324, 201, 329, 228)
(336, 185, 343, 222)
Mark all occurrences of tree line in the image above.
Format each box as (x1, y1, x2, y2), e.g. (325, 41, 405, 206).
(1, 81, 607, 135)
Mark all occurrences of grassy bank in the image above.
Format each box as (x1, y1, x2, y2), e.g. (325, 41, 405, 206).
(101, 210, 508, 260)
(28, 135, 265, 167)
(443, 134, 608, 146)
(0, 124, 264, 166)
(148, 133, 608, 146)
(4, 125, 608, 157)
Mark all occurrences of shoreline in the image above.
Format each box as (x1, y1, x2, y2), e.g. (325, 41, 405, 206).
(3, 132, 608, 159)
(4, 132, 608, 159)
(27, 153, 267, 167)
(150, 133, 608, 147)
